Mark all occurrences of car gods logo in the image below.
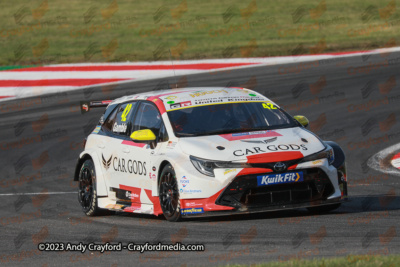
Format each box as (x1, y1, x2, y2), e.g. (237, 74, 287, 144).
(102, 154, 147, 176)
(240, 137, 277, 144)
(102, 154, 112, 170)
(233, 144, 307, 156)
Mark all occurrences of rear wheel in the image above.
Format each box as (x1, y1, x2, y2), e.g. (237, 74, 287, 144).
(307, 203, 341, 213)
(159, 164, 182, 222)
(78, 159, 107, 216)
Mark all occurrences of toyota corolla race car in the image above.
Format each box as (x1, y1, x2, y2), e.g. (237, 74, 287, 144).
(74, 87, 347, 222)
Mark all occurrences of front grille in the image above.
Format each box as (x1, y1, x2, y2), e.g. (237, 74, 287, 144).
(216, 168, 334, 210)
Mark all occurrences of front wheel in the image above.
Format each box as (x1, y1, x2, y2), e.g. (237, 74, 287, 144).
(159, 164, 182, 222)
(307, 203, 341, 213)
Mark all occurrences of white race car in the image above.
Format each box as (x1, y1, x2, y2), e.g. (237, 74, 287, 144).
(74, 87, 347, 222)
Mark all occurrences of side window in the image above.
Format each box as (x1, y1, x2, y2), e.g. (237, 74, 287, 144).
(133, 102, 168, 142)
(103, 102, 137, 136)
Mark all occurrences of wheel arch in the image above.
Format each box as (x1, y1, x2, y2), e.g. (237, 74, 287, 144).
(324, 141, 345, 168)
(74, 150, 109, 196)
(74, 154, 92, 181)
(152, 160, 172, 196)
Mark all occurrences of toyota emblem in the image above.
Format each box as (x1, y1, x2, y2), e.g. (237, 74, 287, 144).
(274, 162, 287, 172)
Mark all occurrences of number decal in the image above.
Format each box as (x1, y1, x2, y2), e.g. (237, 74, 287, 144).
(121, 104, 132, 121)
(262, 103, 277, 109)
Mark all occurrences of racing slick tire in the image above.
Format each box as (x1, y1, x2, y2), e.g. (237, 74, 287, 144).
(159, 164, 182, 222)
(307, 203, 341, 213)
(78, 159, 112, 216)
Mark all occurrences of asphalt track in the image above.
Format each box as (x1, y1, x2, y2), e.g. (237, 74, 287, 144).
(1, 52, 400, 266)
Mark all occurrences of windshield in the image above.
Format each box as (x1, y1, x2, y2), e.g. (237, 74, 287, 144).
(167, 102, 298, 137)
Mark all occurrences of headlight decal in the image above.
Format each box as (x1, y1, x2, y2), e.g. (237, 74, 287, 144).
(189, 155, 252, 177)
(299, 146, 335, 165)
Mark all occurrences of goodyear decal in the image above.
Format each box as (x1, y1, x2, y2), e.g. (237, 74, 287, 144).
(257, 172, 303, 186)
(182, 207, 204, 214)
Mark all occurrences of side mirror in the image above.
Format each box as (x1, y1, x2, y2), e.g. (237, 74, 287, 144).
(294, 115, 309, 128)
(130, 129, 156, 142)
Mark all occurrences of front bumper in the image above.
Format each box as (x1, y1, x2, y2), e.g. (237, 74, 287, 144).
(182, 198, 347, 218)
(182, 167, 347, 217)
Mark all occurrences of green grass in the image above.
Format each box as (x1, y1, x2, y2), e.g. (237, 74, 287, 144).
(0, 0, 399, 65)
(225, 254, 399, 266)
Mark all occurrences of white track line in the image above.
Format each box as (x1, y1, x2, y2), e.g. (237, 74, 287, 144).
(0, 192, 75, 196)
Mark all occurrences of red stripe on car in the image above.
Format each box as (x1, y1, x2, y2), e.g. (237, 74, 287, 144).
(144, 189, 163, 216)
(121, 140, 146, 148)
(237, 168, 273, 176)
(119, 185, 141, 211)
(219, 131, 282, 141)
(146, 96, 166, 115)
(180, 189, 235, 211)
(246, 151, 303, 164)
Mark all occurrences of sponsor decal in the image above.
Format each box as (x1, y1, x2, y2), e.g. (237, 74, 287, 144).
(105, 204, 124, 210)
(179, 189, 202, 194)
(312, 159, 323, 165)
(102, 154, 112, 170)
(165, 96, 177, 100)
(224, 169, 237, 175)
(180, 176, 189, 188)
(189, 89, 228, 98)
(113, 122, 127, 133)
(240, 137, 277, 144)
(185, 202, 202, 207)
(149, 172, 156, 180)
(82, 104, 89, 111)
(126, 191, 139, 199)
(257, 172, 304, 186)
(92, 126, 101, 134)
(112, 156, 147, 176)
(181, 207, 204, 214)
(114, 186, 142, 205)
(166, 141, 177, 148)
(124, 206, 141, 212)
(170, 101, 192, 109)
(233, 144, 307, 156)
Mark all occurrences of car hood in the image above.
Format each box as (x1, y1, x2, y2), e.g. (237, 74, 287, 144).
(178, 127, 325, 163)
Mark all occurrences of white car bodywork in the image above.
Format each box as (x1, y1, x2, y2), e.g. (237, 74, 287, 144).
(76, 87, 347, 218)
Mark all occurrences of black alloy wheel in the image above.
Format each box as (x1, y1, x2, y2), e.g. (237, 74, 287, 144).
(159, 164, 182, 222)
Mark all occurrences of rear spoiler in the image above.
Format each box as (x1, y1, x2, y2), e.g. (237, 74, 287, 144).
(80, 100, 113, 114)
